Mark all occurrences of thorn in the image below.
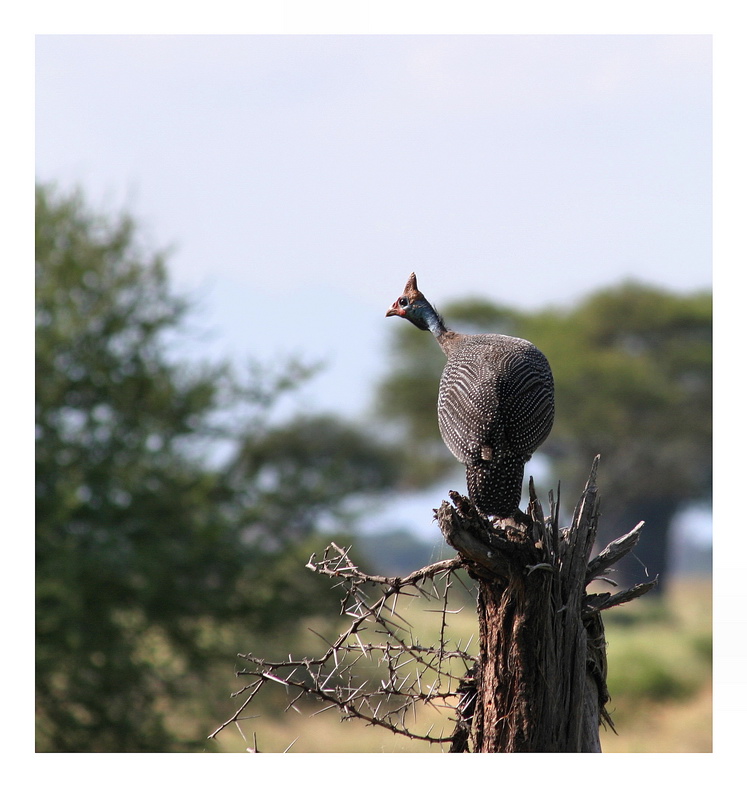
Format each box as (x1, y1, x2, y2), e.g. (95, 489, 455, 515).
(283, 737, 299, 753)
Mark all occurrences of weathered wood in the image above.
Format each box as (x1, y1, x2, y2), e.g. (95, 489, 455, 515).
(436, 456, 654, 752)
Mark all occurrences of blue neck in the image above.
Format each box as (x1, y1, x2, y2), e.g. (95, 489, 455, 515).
(411, 298, 448, 337)
(424, 304, 447, 337)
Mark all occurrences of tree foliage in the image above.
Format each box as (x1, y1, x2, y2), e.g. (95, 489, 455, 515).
(35, 183, 400, 751)
(549, 283, 711, 500)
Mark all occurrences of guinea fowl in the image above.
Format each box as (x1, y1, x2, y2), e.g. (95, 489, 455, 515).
(386, 272, 554, 518)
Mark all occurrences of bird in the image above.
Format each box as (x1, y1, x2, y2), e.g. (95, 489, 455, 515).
(385, 272, 554, 518)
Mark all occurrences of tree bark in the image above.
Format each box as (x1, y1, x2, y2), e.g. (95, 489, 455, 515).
(437, 456, 655, 753)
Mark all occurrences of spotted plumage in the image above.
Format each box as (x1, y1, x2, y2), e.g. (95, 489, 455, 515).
(386, 272, 554, 517)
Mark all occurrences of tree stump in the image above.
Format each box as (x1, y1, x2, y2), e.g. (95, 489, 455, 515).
(437, 456, 656, 753)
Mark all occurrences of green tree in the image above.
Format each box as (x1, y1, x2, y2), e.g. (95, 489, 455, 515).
(35, 183, 399, 751)
(545, 283, 711, 589)
(376, 282, 711, 589)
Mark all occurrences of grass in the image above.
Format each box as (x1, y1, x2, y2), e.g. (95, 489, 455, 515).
(210, 577, 712, 753)
(600, 684, 712, 753)
(599, 576, 712, 753)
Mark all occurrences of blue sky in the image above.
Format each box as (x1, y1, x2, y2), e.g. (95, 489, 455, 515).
(36, 34, 712, 425)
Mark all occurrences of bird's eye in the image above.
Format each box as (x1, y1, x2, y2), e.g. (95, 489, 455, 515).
(398, 297, 408, 307)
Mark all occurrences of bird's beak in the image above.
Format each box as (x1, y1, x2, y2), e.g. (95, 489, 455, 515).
(386, 302, 405, 317)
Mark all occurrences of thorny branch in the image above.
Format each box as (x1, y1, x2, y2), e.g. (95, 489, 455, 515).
(208, 543, 478, 747)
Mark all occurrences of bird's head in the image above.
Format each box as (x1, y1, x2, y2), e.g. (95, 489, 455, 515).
(385, 272, 434, 331)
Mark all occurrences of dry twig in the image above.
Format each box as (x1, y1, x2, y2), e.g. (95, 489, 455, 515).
(208, 544, 476, 747)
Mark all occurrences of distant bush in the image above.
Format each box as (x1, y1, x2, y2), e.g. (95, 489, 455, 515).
(607, 650, 698, 702)
(604, 581, 711, 709)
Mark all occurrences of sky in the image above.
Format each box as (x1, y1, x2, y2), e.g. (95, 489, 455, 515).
(35, 34, 712, 428)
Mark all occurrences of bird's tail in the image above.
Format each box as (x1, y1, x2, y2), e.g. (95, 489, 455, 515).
(466, 453, 527, 518)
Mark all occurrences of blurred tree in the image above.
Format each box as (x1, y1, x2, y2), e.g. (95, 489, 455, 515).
(35, 183, 399, 752)
(543, 283, 711, 590)
(376, 282, 711, 590)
